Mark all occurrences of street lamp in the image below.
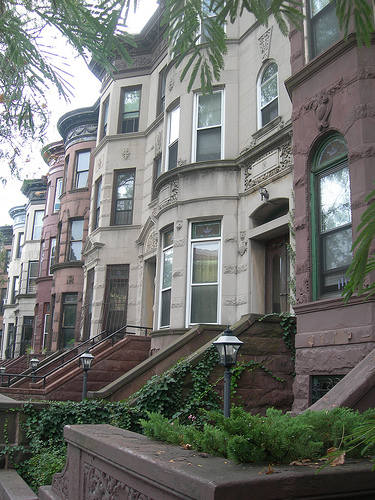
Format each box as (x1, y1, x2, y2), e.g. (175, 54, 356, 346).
(79, 350, 94, 400)
(213, 326, 243, 418)
(30, 357, 39, 383)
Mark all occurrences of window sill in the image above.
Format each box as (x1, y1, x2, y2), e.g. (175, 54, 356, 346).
(253, 116, 283, 142)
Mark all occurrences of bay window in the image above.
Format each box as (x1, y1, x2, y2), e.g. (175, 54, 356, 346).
(120, 87, 141, 133)
(167, 106, 180, 170)
(308, 0, 339, 59)
(74, 150, 90, 189)
(67, 219, 84, 261)
(112, 170, 135, 225)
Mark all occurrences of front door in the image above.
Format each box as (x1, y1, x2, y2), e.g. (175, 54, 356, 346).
(265, 235, 289, 313)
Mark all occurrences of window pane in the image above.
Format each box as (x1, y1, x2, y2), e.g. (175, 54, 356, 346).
(123, 89, 140, 113)
(54, 178, 62, 212)
(313, 7, 339, 55)
(310, 0, 330, 17)
(319, 166, 351, 232)
(261, 74, 277, 108)
(71, 220, 84, 240)
(77, 151, 90, 172)
(192, 221, 221, 239)
(163, 248, 173, 288)
(168, 141, 178, 169)
(69, 241, 82, 261)
(117, 172, 135, 198)
(198, 93, 221, 128)
(33, 211, 44, 239)
(318, 137, 347, 167)
(169, 107, 180, 144)
(161, 289, 171, 327)
(191, 285, 218, 323)
(192, 242, 218, 283)
(323, 227, 352, 271)
(261, 100, 278, 126)
(196, 128, 221, 162)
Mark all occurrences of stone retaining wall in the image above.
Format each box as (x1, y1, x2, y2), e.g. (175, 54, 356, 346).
(39, 424, 375, 500)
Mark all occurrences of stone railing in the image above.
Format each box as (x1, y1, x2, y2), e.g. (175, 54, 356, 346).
(38, 424, 375, 500)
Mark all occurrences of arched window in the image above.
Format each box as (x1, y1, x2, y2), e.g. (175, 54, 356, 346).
(258, 62, 278, 128)
(311, 134, 352, 298)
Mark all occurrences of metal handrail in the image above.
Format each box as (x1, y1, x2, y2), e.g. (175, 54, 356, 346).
(2, 324, 152, 389)
(0, 373, 46, 389)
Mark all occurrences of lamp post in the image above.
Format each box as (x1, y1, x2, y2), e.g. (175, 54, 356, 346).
(213, 326, 243, 418)
(79, 350, 94, 400)
(30, 357, 39, 383)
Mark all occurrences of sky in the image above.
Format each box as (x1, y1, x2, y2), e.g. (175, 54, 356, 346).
(0, 2, 158, 226)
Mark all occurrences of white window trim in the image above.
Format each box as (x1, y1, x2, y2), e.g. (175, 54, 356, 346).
(165, 105, 180, 171)
(185, 220, 222, 327)
(158, 230, 174, 329)
(192, 89, 224, 163)
(257, 61, 279, 130)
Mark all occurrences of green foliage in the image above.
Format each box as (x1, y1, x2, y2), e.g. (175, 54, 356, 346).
(0, 0, 136, 174)
(343, 187, 375, 303)
(141, 406, 375, 464)
(17, 448, 67, 493)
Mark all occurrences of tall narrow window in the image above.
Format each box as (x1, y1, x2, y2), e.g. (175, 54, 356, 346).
(83, 268, 94, 339)
(102, 265, 129, 333)
(194, 91, 222, 162)
(160, 229, 173, 328)
(311, 135, 351, 298)
(67, 219, 84, 261)
(188, 221, 221, 325)
(61, 293, 78, 347)
(0, 288, 7, 313)
(259, 62, 278, 128)
(158, 68, 166, 115)
(49, 237, 56, 274)
(308, 0, 339, 59)
(167, 106, 180, 170)
(32, 210, 44, 239)
(112, 170, 135, 225)
(20, 317, 33, 355)
(54, 178, 62, 212)
(74, 150, 90, 189)
(27, 261, 39, 293)
(11, 276, 19, 303)
(120, 87, 141, 133)
(94, 177, 102, 230)
(16, 232, 24, 259)
(199, 1, 223, 43)
(101, 97, 109, 138)
(38, 241, 44, 276)
(62, 155, 69, 194)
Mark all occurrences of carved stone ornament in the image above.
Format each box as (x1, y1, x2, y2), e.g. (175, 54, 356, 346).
(122, 148, 130, 160)
(84, 464, 152, 500)
(145, 230, 158, 254)
(296, 277, 309, 304)
(67, 275, 74, 285)
(238, 232, 247, 256)
(66, 125, 97, 142)
(168, 78, 174, 91)
(52, 459, 69, 499)
(315, 92, 333, 130)
(244, 138, 293, 192)
(156, 131, 163, 156)
(258, 27, 272, 61)
(178, 158, 187, 167)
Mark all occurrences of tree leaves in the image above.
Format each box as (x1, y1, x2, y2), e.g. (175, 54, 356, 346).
(343, 187, 375, 302)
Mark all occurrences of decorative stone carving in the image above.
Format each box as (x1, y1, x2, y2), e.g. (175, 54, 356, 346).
(145, 230, 158, 254)
(168, 78, 174, 91)
(244, 137, 293, 192)
(84, 464, 152, 499)
(155, 131, 163, 156)
(122, 148, 130, 160)
(66, 125, 97, 148)
(176, 220, 183, 230)
(258, 28, 272, 61)
(52, 459, 69, 499)
(170, 180, 178, 202)
(296, 277, 309, 304)
(97, 156, 103, 168)
(238, 232, 247, 256)
(178, 158, 187, 167)
(67, 276, 74, 284)
(315, 92, 333, 130)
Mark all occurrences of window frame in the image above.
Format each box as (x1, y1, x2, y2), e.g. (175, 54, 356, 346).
(166, 105, 180, 171)
(258, 61, 279, 129)
(27, 261, 39, 294)
(102, 264, 129, 334)
(54, 178, 63, 212)
(93, 177, 102, 230)
(32, 210, 44, 240)
(157, 68, 167, 116)
(49, 237, 56, 274)
(159, 228, 174, 328)
(311, 134, 351, 299)
(193, 90, 224, 163)
(67, 219, 84, 262)
(16, 232, 24, 259)
(186, 220, 222, 326)
(307, 0, 339, 59)
(100, 96, 110, 139)
(111, 169, 135, 226)
(73, 150, 90, 190)
(118, 87, 141, 134)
